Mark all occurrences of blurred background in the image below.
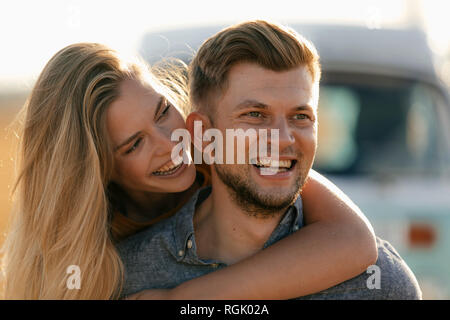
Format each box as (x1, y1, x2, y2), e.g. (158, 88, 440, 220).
(0, 0, 449, 299)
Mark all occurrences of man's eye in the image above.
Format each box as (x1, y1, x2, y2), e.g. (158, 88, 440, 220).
(125, 138, 142, 154)
(246, 111, 263, 118)
(294, 114, 309, 120)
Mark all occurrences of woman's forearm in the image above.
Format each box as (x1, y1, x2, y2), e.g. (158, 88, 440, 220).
(164, 170, 377, 300)
(168, 220, 376, 299)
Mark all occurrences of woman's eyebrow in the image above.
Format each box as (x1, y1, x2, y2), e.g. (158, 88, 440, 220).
(114, 131, 141, 152)
(115, 96, 165, 152)
(153, 96, 165, 118)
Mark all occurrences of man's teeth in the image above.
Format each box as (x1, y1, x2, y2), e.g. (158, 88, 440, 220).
(253, 159, 292, 168)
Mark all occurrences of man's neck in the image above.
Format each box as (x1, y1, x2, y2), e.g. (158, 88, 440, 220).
(193, 180, 286, 265)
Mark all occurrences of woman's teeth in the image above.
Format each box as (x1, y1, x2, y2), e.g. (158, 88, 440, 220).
(152, 162, 182, 176)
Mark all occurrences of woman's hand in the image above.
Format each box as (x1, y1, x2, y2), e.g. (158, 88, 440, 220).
(125, 289, 172, 300)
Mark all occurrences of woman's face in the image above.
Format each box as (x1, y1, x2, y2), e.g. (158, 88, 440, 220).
(106, 78, 196, 195)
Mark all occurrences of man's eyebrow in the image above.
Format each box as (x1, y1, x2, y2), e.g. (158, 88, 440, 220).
(234, 99, 268, 111)
(234, 100, 314, 112)
(294, 104, 314, 111)
(114, 96, 165, 152)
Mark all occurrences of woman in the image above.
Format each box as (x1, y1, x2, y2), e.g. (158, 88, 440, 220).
(1, 43, 377, 299)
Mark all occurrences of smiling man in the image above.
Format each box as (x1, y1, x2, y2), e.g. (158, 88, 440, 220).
(118, 20, 421, 299)
(190, 61, 318, 263)
(199, 63, 316, 221)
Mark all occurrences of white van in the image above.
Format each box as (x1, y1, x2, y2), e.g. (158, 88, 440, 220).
(140, 23, 450, 299)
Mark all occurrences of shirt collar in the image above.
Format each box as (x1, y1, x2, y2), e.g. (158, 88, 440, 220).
(172, 186, 211, 262)
(172, 186, 303, 262)
(264, 194, 303, 248)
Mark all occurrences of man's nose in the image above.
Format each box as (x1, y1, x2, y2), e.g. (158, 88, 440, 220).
(269, 117, 295, 151)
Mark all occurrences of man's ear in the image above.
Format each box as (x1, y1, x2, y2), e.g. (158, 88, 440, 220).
(186, 111, 212, 139)
(186, 111, 213, 157)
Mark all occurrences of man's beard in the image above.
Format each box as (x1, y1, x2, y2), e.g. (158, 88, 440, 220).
(213, 162, 307, 218)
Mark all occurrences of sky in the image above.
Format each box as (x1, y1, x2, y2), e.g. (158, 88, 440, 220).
(0, 0, 449, 92)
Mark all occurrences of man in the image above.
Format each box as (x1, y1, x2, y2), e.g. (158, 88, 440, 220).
(118, 20, 421, 299)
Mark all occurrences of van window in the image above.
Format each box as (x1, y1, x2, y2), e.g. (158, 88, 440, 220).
(313, 74, 443, 176)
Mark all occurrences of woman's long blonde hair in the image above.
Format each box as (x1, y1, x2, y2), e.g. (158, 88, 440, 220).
(0, 43, 188, 299)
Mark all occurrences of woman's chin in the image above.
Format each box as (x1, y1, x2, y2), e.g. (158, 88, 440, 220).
(151, 163, 197, 193)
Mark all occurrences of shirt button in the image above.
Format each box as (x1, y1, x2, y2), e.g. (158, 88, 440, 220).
(187, 240, 193, 249)
(178, 250, 184, 257)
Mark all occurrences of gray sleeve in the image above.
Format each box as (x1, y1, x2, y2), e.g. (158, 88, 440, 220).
(376, 238, 422, 300)
(298, 237, 422, 300)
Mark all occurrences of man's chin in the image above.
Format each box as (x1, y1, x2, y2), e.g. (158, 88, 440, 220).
(234, 179, 301, 215)
(250, 168, 306, 193)
(252, 189, 299, 210)
(214, 163, 302, 216)
(247, 175, 305, 212)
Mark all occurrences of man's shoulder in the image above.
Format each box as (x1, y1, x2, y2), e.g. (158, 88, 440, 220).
(299, 237, 422, 300)
(374, 237, 422, 299)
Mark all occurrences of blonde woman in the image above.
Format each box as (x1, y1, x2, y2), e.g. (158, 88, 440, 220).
(1, 43, 376, 299)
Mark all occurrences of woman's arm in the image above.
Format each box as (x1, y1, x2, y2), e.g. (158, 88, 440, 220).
(131, 169, 378, 300)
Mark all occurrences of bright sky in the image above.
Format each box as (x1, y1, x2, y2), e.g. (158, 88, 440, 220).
(0, 0, 448, 92)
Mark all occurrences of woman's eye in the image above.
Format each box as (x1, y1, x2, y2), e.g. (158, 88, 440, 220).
(158, 103, 171, 120)
(125, 137, 142, 154)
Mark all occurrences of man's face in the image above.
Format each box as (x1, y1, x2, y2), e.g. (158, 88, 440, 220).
(211, 62, 318, 216)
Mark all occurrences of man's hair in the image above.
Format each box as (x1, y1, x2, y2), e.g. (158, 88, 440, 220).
(188, 20, 321, 115)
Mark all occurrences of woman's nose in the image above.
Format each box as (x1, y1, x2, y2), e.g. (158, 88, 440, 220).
(149, 126, 179, 157)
